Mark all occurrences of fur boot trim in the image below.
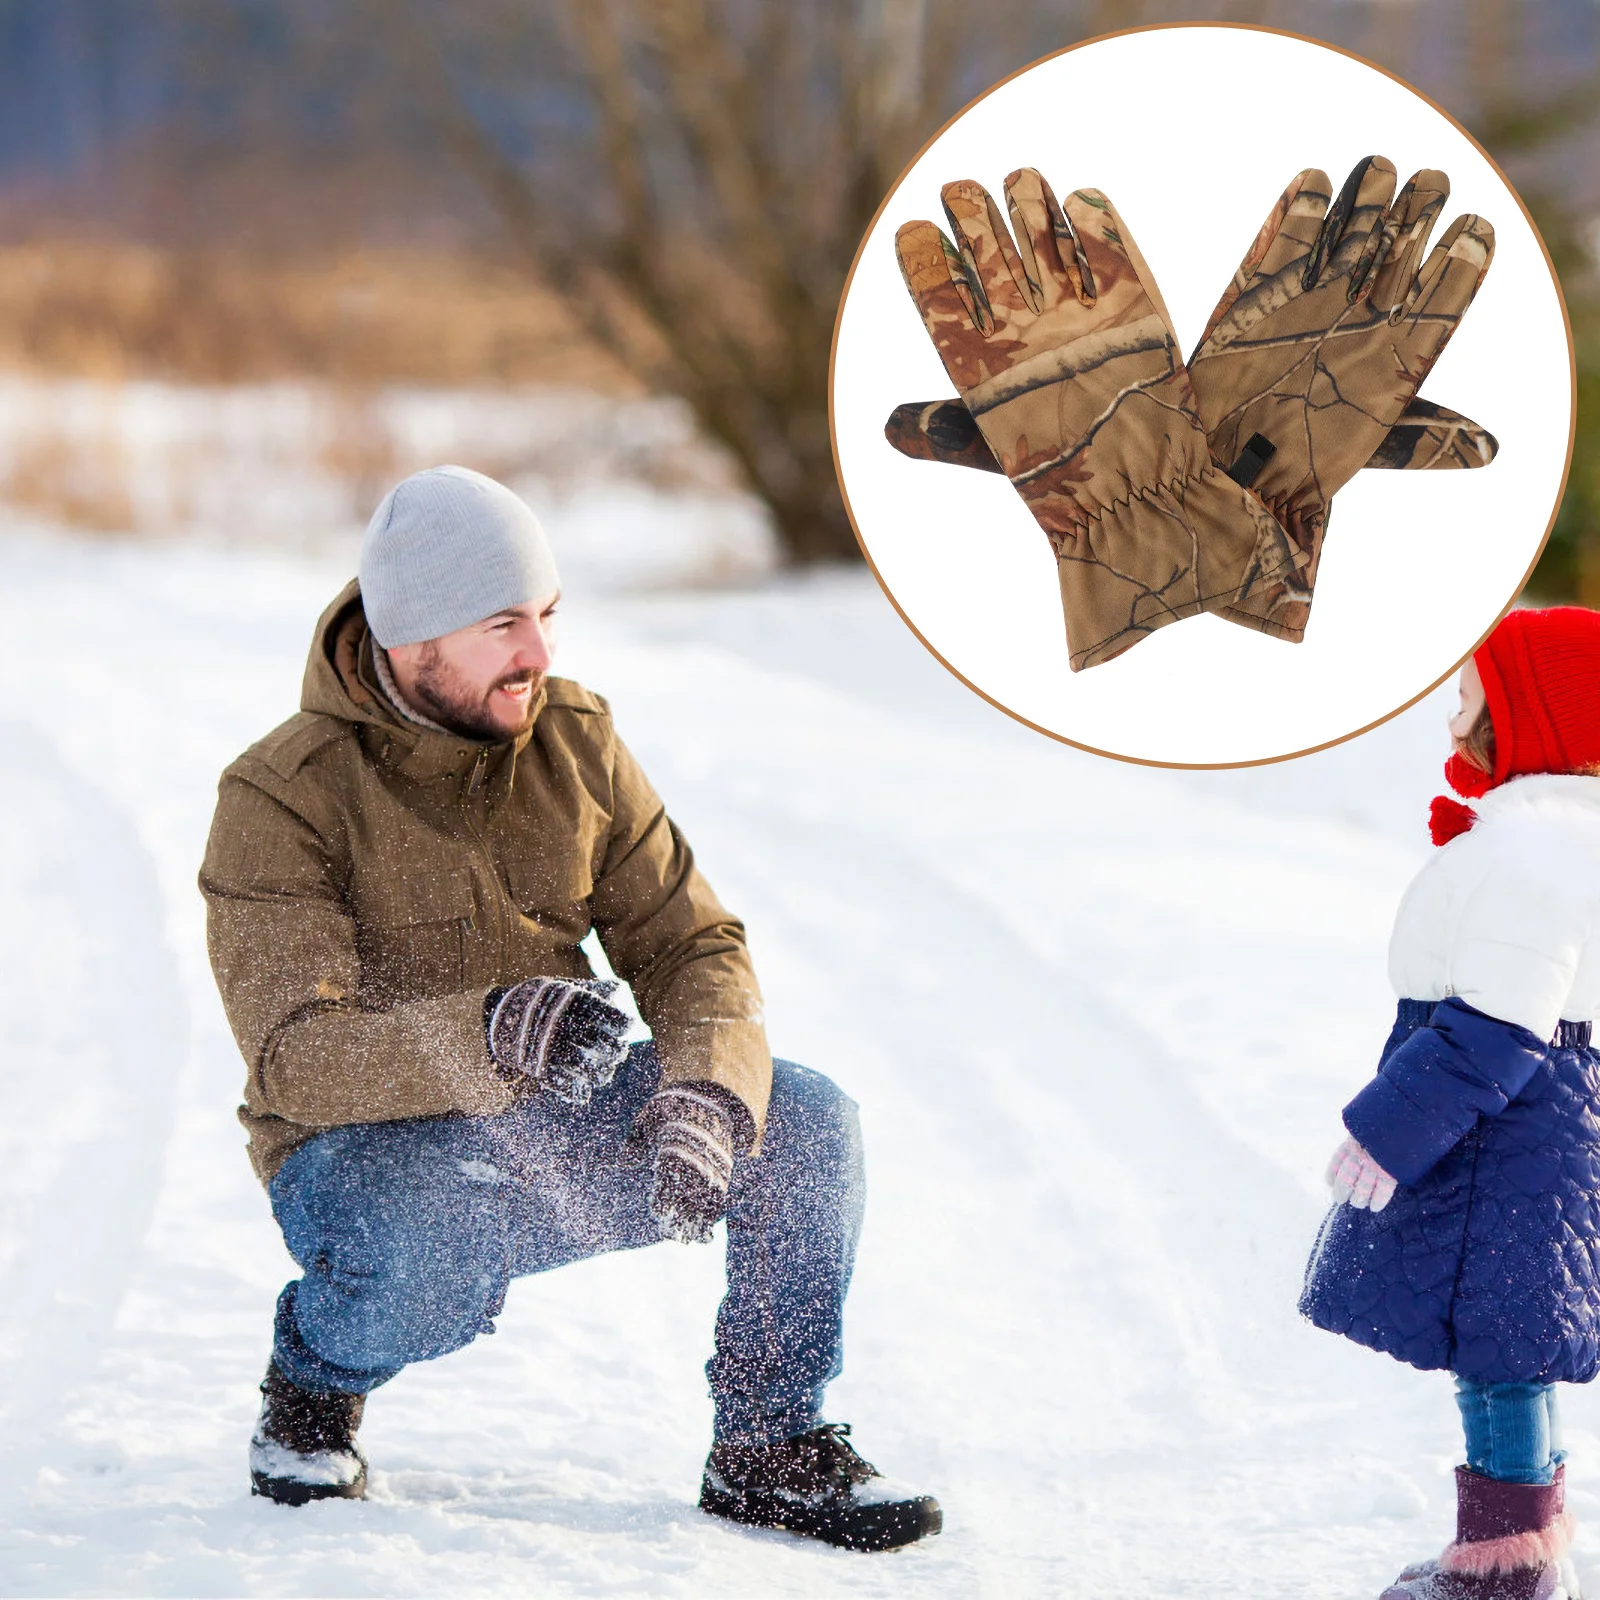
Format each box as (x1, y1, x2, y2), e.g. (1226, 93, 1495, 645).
(1439, 1510, 1575, 1576)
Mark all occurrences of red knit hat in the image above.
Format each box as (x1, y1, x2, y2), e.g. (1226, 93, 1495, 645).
(1474, 606, 1600, 786)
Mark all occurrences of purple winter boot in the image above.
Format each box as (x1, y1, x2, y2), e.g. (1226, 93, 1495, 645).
(1379, 1466, 1579, 1599)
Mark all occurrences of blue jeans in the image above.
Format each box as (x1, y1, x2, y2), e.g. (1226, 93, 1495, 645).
(267, 1046, 865, 1447)
(1454, 1377, 1566, 1485)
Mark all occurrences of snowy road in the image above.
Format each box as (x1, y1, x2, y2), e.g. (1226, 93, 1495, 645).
(0, 529, 1587, 1596)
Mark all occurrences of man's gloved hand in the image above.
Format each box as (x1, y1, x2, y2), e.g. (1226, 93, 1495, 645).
(629, 1083, 751, 1244)
(486, 976, 631, 1105)
(1325, 1135, 1398, 1212)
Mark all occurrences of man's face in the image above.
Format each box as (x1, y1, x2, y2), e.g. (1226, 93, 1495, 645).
(387, 589, 560, 742)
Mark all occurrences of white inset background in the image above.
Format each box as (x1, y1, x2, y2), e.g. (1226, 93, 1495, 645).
(832, 25, 1572, 766)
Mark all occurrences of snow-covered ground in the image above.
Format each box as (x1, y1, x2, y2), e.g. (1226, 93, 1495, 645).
(0, 522, 1586, 1597)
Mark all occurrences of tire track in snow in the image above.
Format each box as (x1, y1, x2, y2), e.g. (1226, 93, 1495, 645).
(0, 722, 186, 1466)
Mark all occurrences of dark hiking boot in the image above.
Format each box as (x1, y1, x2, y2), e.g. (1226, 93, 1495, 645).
(1380, 1467, 1579, 1599)
(699, 1422, 942, 1552)
(249, 1362, 368, 1506)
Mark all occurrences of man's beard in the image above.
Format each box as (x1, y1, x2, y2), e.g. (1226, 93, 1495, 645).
(410, 644, 543, 742)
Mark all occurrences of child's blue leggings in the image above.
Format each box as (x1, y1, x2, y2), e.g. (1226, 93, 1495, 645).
(1454, 1377, 1565, 1485)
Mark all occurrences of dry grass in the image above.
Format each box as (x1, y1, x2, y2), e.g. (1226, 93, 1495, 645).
(1, 428, 136, 533)
(0, 239, 760, 546)
(0, 239, 637, 391)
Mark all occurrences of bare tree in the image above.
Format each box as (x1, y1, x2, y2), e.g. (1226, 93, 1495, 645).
(385, 0, 1024, 562)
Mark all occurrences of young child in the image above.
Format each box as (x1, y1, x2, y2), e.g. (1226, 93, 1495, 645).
(1301, 606, 1600, 1600)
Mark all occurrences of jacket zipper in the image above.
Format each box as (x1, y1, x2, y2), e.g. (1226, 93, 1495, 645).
(461, 750, 508, 974)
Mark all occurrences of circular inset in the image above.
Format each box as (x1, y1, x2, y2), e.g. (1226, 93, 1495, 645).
(831, 23, 1574, 767)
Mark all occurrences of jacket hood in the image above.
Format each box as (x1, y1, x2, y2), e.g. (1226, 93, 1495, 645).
(301, 579, 544, 784)
(301, 579, 394, 727)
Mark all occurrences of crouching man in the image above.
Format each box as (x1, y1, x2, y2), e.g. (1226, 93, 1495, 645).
(199, 465, 940, 1552)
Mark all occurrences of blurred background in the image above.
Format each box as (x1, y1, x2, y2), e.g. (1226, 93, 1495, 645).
(0, 0, 1592, 593)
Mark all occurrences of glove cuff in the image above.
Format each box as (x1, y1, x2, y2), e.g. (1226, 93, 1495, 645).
(1052, 465, 1301, 670)
(486, 977, 551, 1075)
(635, 1083, 750, 1177)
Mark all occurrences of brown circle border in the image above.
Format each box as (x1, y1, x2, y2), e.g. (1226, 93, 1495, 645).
(827, 19, 1579, 771)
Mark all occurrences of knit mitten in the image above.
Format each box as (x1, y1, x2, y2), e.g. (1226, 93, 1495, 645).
(630, 1083, 751, 1244)
(1326, 1135, 1398, 1212)
(486, 977, 631, 1105)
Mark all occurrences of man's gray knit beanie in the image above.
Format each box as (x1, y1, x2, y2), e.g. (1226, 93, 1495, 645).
(359, 465, 560, 648)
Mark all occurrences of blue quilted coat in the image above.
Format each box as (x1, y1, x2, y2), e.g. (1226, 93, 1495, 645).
(1301, 996, 1600, 1384)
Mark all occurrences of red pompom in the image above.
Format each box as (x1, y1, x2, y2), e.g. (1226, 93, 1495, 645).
(1444, 752, 1493, 799)
(1429, 794, 1479, 846)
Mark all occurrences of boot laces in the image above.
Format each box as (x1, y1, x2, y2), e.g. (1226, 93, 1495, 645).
(802, 1423, 879, 1491)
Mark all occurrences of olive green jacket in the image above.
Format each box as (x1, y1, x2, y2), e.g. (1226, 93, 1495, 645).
(200, 581, 771, 1184)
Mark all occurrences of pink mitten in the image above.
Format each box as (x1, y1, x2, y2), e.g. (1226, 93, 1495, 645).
(1325, 1136, 1398, 1212)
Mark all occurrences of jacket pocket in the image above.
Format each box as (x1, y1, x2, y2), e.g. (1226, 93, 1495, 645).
(504, 856, 593, 940)
(355, 868, 477, 1003)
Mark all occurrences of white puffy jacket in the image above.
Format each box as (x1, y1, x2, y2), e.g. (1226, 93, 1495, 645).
(1389, 773, 1600, 1037)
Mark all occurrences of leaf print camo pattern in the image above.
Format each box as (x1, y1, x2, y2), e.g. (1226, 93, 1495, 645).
(895, 169, 1301, 671)
(1188, 156, 1495, 641)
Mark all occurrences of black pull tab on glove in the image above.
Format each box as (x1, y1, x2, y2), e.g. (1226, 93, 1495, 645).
(629, 1083, 751, 1244)
(486, 977, 631, 1105)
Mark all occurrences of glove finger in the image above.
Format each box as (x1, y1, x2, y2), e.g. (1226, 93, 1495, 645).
(1350, 1160, 1380, 1210)
(1364, 396, 1498, 469)
(1059, 187, 1175, 335)
(895, 217, 987, 339)
(1403, 212, 1495, 327)
(941, 179, 1035, 323)
(1192, 169, 1330, 352)
(1367, 168, 1449, 311)
(1325, 1137, 1358, 1187)
(882, 398, 1006, 473)
(1307, 154, 1396, 295)
(1247, 168, 1333, 286)
(1002, 166, 1086, 310)
(1371, 1172, 1398, 1213)
(552, 1070, 591, 1106)
(651, 1160, 722, 1244)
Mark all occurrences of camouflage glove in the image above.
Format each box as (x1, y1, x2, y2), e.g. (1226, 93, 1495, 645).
(628, 1083, 751, 1244)
(486, 976, 631, 1105)
(895, 170, 1300, 671)
(887, 157, 1496, 646)
(1189, 156, 1494, 641)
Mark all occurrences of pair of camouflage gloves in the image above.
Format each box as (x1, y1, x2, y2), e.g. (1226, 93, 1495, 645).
(485, 976, 750, 1244)
(887, 156, 1497, 670)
